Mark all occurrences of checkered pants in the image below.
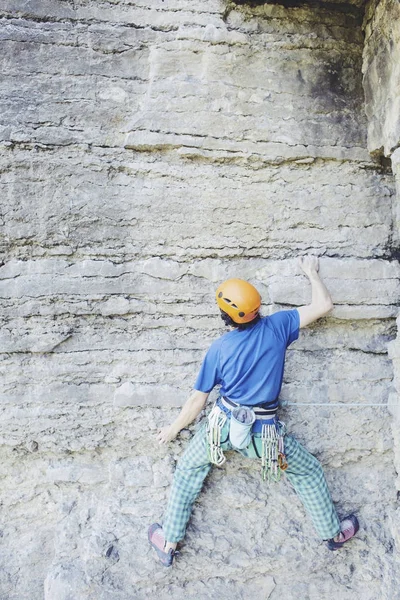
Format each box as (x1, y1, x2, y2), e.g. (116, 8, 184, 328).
(162, 419, 340, 543)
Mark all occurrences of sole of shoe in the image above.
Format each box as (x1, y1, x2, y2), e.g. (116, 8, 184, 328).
(148, 523, 175, 567)
(327, 515, 359, 551)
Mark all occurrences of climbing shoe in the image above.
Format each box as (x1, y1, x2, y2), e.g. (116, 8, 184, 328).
(148, 523, 176, 567)
(327, 514, 359, 550)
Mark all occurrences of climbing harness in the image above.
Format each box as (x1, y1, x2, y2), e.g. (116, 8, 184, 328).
(206, 397, 287, 481)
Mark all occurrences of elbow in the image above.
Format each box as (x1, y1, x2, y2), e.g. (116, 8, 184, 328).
(313, 298, 333, 320)
(192, 390, 209, 410)
(322, 298, 333, 316)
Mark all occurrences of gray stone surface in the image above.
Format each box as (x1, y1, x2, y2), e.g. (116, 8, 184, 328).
(362, 0, 400, 156)
(386, 147, 400, 580)
(0, 1, 400, 599)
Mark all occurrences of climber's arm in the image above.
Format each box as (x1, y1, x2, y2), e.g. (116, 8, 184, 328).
(157, 390, 209, 444)
(297, 256, 333, 328)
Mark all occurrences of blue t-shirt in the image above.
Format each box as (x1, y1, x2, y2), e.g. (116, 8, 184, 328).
(194, 309, 300, 407)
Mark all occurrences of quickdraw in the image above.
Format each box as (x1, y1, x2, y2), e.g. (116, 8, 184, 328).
(205, 404, 227, 466)
(261, 422, 286, 482)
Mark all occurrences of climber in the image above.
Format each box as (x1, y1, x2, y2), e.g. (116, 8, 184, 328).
(148, 256, 359, 567)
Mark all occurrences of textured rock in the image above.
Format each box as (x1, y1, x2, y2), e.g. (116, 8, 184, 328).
(386, 148, 400, 568)
(362, 0, 400, 156)
(0, 1, 400, 599)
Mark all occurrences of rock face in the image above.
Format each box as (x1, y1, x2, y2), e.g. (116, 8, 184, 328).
(0, 1, 399, 599)
(363, 0, 400, 156)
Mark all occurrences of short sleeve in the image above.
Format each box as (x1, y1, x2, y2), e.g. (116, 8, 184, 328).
(194, 339, 222, 393)
(268, 309, 300, 347)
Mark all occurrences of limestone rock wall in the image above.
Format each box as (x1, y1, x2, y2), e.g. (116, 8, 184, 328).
(362, 0, 400, 566)
(363, 0, 400, 156)
(386, 147, 400, 577)
(0, 2, 399, 599)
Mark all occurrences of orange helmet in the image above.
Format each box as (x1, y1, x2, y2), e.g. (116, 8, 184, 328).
(216, 279, 261, 324)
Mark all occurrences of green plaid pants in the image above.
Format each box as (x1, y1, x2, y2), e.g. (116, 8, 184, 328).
(162, 419, 340, 543)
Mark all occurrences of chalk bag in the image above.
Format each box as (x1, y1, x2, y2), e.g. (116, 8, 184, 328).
(229, 406, 256, 449)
